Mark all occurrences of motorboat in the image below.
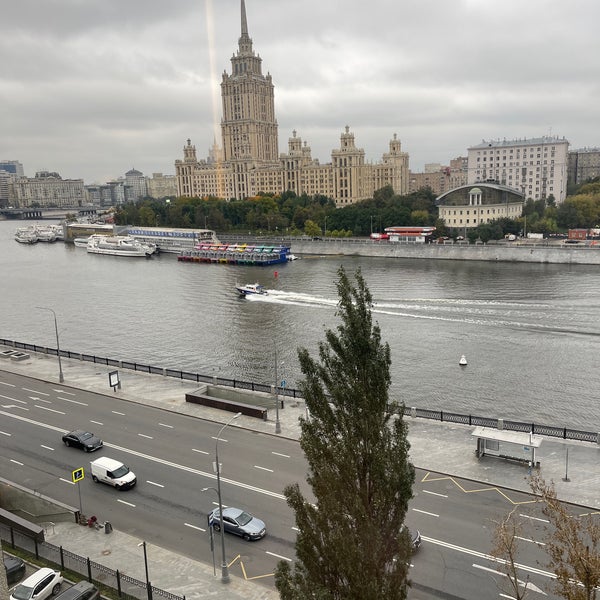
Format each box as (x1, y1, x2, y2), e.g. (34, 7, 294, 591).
(236, 283, 268, 297)
(87, 235, 156, 257)
(14, 227, 38, 244)
(73, 237, 90, 248)
(287, 254, 300, 261)
(459, 355, 468, 366)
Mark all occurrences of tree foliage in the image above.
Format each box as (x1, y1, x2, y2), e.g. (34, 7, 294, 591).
(275, 267, 415, 600)
(530, 474, 600, 599)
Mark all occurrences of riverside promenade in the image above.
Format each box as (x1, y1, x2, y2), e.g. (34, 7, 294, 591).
(1, 348, 600, 599)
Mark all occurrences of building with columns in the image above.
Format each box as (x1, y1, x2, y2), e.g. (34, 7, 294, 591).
(176, 0, 409, 206)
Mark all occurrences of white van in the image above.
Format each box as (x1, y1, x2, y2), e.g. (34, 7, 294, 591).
(90, 456, 136, 490)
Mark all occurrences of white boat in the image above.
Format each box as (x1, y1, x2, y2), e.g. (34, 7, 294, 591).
(459, 355, 468, 366)
(73, 237, 90, 248)
(87, 235, 156, 257)
(15, 227, 38, 244)
(287, 254, 300, 261)
(236, 283, 268, 297)
(34, 226, 57, 242)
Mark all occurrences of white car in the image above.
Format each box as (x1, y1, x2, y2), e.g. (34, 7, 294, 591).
(10, 567, 63, 600)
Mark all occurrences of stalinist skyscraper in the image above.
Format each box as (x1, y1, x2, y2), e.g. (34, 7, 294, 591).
(176, 0, 409, 206)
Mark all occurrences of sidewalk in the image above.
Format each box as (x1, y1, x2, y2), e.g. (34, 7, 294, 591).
(2, 349, 600, 599)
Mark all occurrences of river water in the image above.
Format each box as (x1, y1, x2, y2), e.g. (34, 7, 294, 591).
(2, 219, 600, 430)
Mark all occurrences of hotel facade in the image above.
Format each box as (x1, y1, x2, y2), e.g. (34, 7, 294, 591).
(175, 1, 409, 207)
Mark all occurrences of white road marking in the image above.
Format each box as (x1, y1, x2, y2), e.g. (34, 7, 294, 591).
(112, 411, 125, 416)
(158, 423, 173, 428)
(211, 436, 229, 443)
(266, 551, 292, 562)
(192, 449, 209, 455)
(184, 522, 206, 532)
(515, 535, 545, 546)
(412, 508, 439, 518)
(35, 405, 65, 414)
(422, 489, 448, 498)
(60, 478, 75, 485)
(0, 381, 15, 387)
(10, 459, 24, 466)
(40, 445, 54, 451)
(23, 388, 49, 395)
(138, 433, 153, 439)
(254, 465, 274, 472)
(90, 420, 103, 426)
(272, 451, 290, 458)
(117, 499, 136, 507)
(473, 564, 547, 595)
(0, 431, 11, 436)
(0, 394, 26, 404)
(60, 397, 88, 406)
(519, 513, 549, 523)
(54, 389, 75, 395)
(291, 526, 299, 531)
(32, 397, 51, 404)
(147, 481, 164, 488)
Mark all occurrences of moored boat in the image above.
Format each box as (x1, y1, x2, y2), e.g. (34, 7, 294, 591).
(459, 355, 467, 366)
(87, 235, 156, 257)
(14, 227, 38, 244)
(73, 237, 90, 248)
(236, 283, 268, 297)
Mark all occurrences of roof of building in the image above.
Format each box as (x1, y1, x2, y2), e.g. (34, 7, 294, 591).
(436, 182, 524, 204)
(468, 136, 569, 150)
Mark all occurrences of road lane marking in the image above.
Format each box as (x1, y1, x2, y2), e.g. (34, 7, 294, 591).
(211, 436, 229, 443)
(422, 489, 448, 498)
(272, 451, 290, 458)
(0, 409, 287, 501)
(254, 465, 274, 472)
(23, 388, 49, 395)
(117, 499, 136, 507)
(519, 513, 549, 523)
(112, 411, 125, 416)
(147, 481, 164, 488)
(60, 478, 75, 485)
(10, 459, 24, 466)
(32, 397, 51, 403)
(184, 522, 206, 532)
(40, 445, 54, 451)
(60, 397, 88, 406)
(192, 449, 209, 454)
(0, 431, 11, 436)
(0, 382, 16, 387)
(54, 389, 75, 395)
(158, 423, 173, 428)
(138, 433, 153, 439)
(90, 420, 103, 426)
(412, 508, 439, 517)
(35, 405, 65, 414)
(473, 563, 547, 595)
(266, 551, 292, 562)
(515, 535, 545, 546)
(0, 394, 26, 403)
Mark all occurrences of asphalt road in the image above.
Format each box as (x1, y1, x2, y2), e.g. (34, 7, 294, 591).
(0, 371, 564, 599)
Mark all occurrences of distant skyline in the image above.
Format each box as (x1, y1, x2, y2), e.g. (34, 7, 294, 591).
(2, 0, 599, 185)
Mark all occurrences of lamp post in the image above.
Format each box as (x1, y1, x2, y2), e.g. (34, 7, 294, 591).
(137, 541, 152, 600)
(214, 412, 241, 584)
(36, 307, 64, 383)
(274, 348, 282, 434)
(370, 215, 374, 235)
(324, 216, 328, 238)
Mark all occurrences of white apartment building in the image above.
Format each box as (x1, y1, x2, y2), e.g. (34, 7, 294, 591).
(146, 173, 177, 199)
(467, 136, 569, 202)
(9, 171, 85, 208)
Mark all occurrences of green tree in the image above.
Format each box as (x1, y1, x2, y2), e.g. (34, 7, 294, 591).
(275, 267, 415, 600)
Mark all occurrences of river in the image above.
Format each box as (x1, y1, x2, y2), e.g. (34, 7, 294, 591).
(2, 219, 600, 430)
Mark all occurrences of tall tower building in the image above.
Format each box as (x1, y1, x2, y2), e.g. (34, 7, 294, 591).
(175, 1, 409, 205)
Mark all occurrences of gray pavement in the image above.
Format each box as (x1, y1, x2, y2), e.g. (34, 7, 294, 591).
(2, 348, 600, 599)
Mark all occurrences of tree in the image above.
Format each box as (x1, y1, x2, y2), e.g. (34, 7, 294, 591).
(275, 267, 415, 600)
(530, 474, 600, 599)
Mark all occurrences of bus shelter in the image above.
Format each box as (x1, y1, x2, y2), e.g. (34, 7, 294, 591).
(472, 426, 542, 467)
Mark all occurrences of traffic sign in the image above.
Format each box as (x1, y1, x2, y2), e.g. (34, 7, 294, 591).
(72, 468, 84, 483)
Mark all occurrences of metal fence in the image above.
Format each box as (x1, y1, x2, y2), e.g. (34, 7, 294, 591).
(2, 338, 599, 445)
(0, 523, 183, 600)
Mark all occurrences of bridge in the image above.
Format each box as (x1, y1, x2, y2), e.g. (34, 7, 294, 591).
(0, 207, 98, 220)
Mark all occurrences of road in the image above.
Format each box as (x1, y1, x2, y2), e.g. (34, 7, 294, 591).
(0, 371, 563, 599)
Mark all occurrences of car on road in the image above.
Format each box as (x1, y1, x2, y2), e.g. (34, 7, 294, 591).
(208, 507, 266, 540)
(90, 457, 136, 490)
(3, 553, 26, 585)
(54, 580, 100, 600)
(62, 430, 103, 452)
(9, 567, 63, 600)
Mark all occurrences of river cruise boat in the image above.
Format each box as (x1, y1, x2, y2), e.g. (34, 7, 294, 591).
(178, 242, 290, 266)
(14, 227, 38, 244)
(87, 235, 156, 257)
(127, 227, 217, 253)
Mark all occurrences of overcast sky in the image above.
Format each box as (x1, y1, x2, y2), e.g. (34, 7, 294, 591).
(2, 0, 599, 185)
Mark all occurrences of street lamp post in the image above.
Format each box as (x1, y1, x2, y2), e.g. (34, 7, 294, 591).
(274, 348, 282, 434)
(137, 541, 152, 600)
(36, 307, 64, 383)
(214, 412, 241, 584)
(324, 216, 328, 238)
(370, 215, 374, 235)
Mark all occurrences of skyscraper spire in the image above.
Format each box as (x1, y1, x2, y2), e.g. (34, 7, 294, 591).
(241, 0, 248, 37)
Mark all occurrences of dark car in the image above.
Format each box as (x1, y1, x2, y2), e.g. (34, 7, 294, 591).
(208, 507, 266, 541)
(62, 430, 103, 452)
(4, 553, 26, 585)
(54, 581, 100, 600)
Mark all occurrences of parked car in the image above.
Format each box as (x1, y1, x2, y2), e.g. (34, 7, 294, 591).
(208, 507, 266, 540)
(62, 430, 103, 452)
(54, 581, 100, 600)
(9, 567, 63, 600)
(3, 553, 26, 585)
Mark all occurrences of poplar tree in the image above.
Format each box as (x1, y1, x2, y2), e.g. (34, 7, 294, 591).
(275, 266, 415, 600)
